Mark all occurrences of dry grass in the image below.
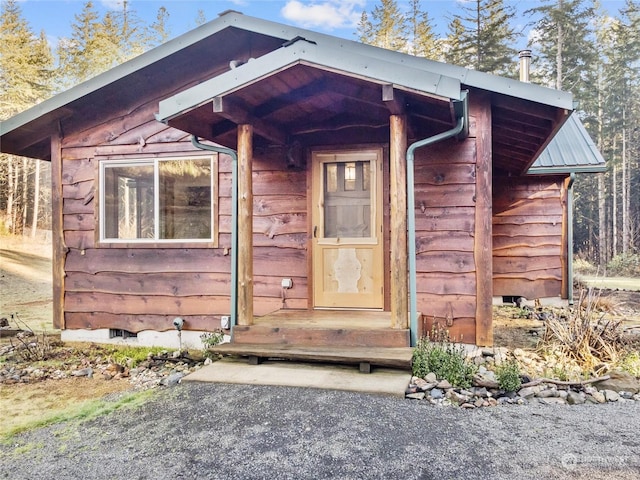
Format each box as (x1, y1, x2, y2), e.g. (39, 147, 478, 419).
(541, 288, 628, 373)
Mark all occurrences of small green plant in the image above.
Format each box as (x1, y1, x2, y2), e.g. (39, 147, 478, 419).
(619, 351, 640, 377)
(495, 358, 522, 392)
(200, 330, 224, 349)
(412, 329, 477, 388)
(109, 346, 169, 367)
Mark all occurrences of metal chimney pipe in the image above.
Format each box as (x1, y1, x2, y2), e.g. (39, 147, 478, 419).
(519, 49, 532, 83)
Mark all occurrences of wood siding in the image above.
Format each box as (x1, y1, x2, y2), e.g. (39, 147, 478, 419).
(59, 100, 309, 333)
(493, 176, 567, 300)
(413, 137, 478, 344)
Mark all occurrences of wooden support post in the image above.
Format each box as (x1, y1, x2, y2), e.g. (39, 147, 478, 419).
(474, 94, 493, 346)
(237, 124, 254, 326)
(51, 132, 66, 329)
(390, 115, 408, 329)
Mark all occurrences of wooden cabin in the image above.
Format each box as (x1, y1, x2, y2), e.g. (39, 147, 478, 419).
(0, 12, 604, 352)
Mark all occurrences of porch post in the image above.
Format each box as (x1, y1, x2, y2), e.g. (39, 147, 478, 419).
(390, 115, 408, 329)
(237, 124, 254, 325)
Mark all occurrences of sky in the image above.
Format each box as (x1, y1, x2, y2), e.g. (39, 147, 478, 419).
(15, 0, 628, 52)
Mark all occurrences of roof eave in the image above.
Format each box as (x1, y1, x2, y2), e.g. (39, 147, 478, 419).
(156, 41, 462, 124)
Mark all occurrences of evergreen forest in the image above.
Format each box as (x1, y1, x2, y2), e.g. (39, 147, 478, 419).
(1, 0, 638, 275)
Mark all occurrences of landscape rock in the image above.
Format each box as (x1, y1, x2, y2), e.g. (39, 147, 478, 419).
(566, 390, 586, 405)
(593, 371, 640, 394)
(429, 388, 444, 399)
(603, 389, 620, 402)
(424, 372, 437, 383)
(406, 392, 426, 400)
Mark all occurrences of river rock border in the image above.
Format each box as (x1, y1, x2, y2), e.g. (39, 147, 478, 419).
(406, 346, 640, 408)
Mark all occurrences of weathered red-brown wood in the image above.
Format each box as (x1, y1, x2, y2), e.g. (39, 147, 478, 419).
(64, 248, 231, 274)
(415, 231, 474, 253)
(231, 326, 410, 349)
(415, 251, 476, 273)
(414, 184, 476, 208)
(415, 273, 477, 295)
(237, 124, 254, 325)
(52, 133, 65, 329)
(419, 315, 476, 344)
(492, 175, 565, 301)
(473, 92, 493, 346)
(390, 114, 408, 329)
(65, 312, 224, 333)
(414, 207, 475, 232)
(413, 163, 476, 185)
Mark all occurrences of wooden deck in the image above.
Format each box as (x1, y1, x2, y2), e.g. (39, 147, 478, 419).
(216, 309, 413, 372)
(211, 343, 413, 372)
(233, 309, 410, 348)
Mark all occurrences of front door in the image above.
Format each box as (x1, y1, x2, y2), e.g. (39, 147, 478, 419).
(312, 149, 384, 309)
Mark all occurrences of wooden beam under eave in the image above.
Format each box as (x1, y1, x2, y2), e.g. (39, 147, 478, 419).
(473, 93, 493, 346)
(51, 132, 66, 329)
(237, 124, 254, 326)
(390, 115, 408, 329)
(214, 96, 287, 146)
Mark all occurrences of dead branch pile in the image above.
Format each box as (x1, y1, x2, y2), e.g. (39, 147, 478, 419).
(542, 288, 627, 371)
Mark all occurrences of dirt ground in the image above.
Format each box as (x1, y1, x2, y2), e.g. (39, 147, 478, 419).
(1, 235, 639, 437)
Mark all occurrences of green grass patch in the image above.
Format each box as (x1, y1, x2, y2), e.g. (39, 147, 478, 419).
(1, 388, 157, 444)
(108, 345, 173, 367)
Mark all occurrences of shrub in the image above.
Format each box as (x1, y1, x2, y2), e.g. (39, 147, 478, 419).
(607, 253, 640, 277)
(495, 358, 522, 392)
(573, 256, 597, 275)
(540, 288, 626, 372)
(200, 330, 224, 348)
(412, 335, 477, 389)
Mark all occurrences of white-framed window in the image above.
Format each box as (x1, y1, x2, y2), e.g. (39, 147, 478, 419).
(99, 156, 217, 244)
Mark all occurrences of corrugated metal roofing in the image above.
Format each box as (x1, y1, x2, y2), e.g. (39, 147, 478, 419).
(529, 112, 607, 174)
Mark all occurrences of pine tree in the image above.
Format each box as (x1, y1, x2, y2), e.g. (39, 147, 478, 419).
(0, 0, 54, 234)
(445, 0, 520, 76)
(526, 0, 596, 92)
(148, 6, 170, 48)
(357, 0, 408, 52)
(409, 0, 441, 60)
(443, 17, 470, 68)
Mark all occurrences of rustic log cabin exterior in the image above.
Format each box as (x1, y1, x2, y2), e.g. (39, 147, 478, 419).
(1, 12, 604, 350)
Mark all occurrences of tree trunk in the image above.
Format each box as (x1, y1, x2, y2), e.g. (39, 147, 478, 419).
(31, 160, 41, 238)
(21, 157, 29, 234)
(596, 80, 607, 267)
(6, 159, 13, 233)
(621, 109, 629, 255)
(556, 0, 564, 90)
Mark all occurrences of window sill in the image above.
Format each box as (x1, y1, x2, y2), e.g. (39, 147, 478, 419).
(97, 241, 218, 249)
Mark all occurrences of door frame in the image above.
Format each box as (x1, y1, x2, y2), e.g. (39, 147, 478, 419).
(310, 148, 385, 310)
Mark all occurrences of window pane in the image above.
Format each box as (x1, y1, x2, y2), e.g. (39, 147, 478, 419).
(159, 158, 212, 239)
(104, 164, 154, 239)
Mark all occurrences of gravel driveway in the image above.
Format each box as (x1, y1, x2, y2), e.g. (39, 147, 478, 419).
(1, 382, 638, 479)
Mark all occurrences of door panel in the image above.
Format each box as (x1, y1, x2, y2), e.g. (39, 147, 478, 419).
(312, 150, 383, 309)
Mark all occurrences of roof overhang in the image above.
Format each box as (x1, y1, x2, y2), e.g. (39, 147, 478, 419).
(157, 39, 464, 149)
(527, 112, 607, 175)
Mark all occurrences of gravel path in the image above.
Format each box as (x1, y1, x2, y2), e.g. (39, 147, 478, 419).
(1, 382, 639, 479)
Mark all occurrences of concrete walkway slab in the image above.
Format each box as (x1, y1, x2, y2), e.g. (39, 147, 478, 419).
(183, 357, 411, 397)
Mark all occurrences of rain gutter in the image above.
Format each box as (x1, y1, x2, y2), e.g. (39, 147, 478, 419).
(191, 136, 239, 328)
(407, 91, 469, 346)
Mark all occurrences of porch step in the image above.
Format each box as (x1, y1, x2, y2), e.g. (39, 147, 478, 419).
(232, 325, 410, 348)
(211, 343, 413, 372)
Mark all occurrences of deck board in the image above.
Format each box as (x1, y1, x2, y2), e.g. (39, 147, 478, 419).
(212, 343, 413, 370)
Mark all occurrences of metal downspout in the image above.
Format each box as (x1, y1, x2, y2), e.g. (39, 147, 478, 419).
(191, 136, 238, 329)
(568, 172, 576, 305)
(407, 93, 468, 346)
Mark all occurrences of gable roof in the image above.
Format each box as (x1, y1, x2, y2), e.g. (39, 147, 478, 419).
(0, 10, 593, 175)
(528, 112, 606, 174)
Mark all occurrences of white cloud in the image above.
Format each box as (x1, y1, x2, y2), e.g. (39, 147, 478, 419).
(281, 0, 365, 31)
